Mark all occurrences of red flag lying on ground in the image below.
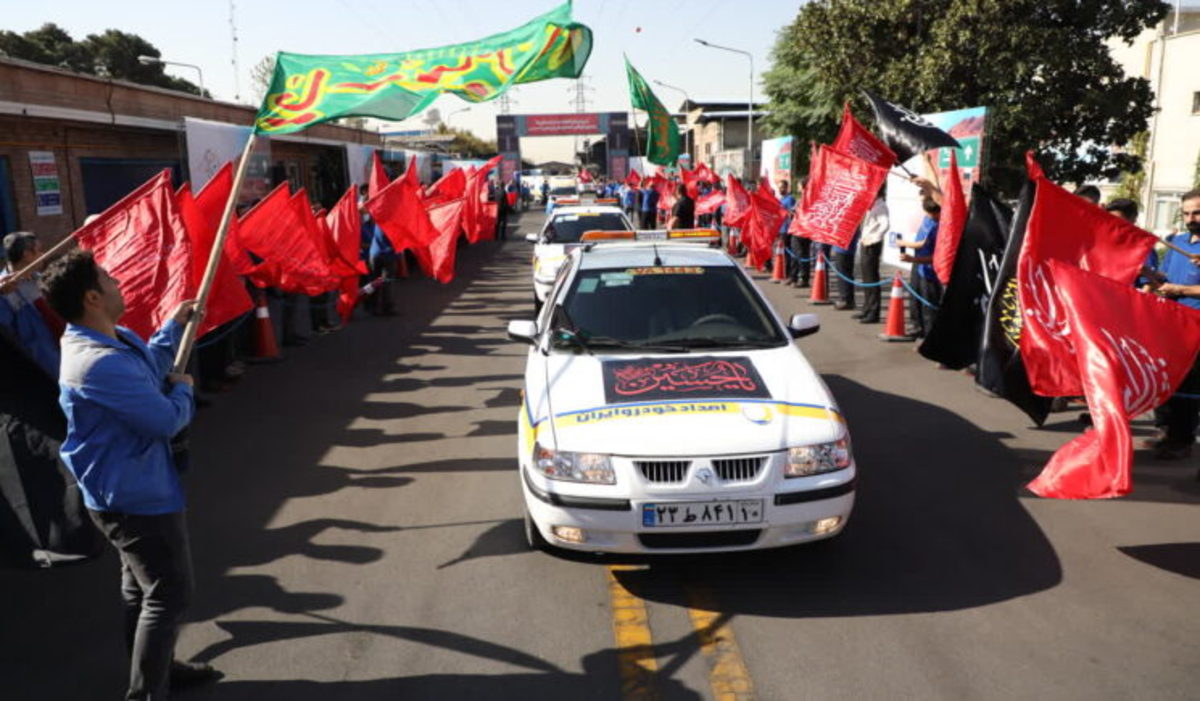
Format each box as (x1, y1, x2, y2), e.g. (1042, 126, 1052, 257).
(624, 169, 642, 188)
(176, 177, 253, 335)
(724, 174, 751, 229)
(74, 170, 192, 340)
(369, 151, 390, 199)
(790, 144, 888, 249)
(932, 150, 968, 285)
(696, 190, 725, 216)
(1027, 261, 1200, 499)
(1017, 158, 1159, 397)
(236, 184, 338, 295)
(831, 102, 897, 168)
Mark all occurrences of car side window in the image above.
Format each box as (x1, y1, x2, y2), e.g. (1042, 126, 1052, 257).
(537, 258, 574, 332)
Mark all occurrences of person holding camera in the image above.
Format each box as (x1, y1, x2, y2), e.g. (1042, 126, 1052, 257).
(41, 249, 219, 699)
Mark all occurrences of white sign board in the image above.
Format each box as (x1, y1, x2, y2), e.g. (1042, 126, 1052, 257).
(28, 151, 63, 216)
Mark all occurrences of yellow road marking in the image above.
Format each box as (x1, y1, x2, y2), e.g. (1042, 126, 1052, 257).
(607, 565, 660, 700)
(685, 585, 756, 701)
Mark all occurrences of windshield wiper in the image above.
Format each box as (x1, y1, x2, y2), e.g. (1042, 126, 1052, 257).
(654, 337, 783, 349)
(584, 335, 690, 353)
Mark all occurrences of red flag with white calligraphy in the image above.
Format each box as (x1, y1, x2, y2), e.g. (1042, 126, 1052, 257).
(1027, 261, 1200, 499)
(831, 102, 897, 168)
(724, 174, 751, 229)
(1017, 158, 1158, 397)
(789, 144, 888, 249)
(696, 190, 726, 216)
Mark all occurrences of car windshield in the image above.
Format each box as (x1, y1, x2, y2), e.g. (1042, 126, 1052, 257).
(544, 213, 630, 244)
(554, 265, 787, 351)
(549, 186, 576, 196)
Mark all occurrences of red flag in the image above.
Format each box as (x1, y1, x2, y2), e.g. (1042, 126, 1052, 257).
(427, 167, 468, 204)
(325, 187, 368, 322)
(369, 151, 390, 199)
(236, 184, 338, 295)
(625, 169, 642, 188)
(1017, 164, 1159, 397)
(758, 176, 776, 199)
(681, 167, 700, 199)
(366, 169, 440, 275)
(694, 163, 716, 184)
(724, 174, 751, 229)
(742, 187, 787, 269)
(578, 168, 593, 183)
(74, 170, 192, 340)
(655, 178, 678, 213)
(463, 156, 502, 243)
(831, 102, 897, 168)
(176, 179, 252, 336)
(790, 144, 888, 249)
(1027, 262, 1200, 499)
(190, 163, 255, 276)
(932, 150, 967, 285)
(426, 198, 466, 283)
(696, 190, 726, 216)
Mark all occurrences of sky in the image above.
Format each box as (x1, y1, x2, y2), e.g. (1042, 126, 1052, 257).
(2, 0, 800, 162)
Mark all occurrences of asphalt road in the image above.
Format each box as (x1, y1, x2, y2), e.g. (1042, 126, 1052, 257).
(4, 209, 1198, 700)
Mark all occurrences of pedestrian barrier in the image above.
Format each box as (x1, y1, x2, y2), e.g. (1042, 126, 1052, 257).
(897, 275, 941, 310)
(250, 288, 281, 361)
(194, 312, 251, 350)
(879, 274, 913, 342)
(809, 251, 831, 305)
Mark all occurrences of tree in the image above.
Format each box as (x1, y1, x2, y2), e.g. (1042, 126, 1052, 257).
(762, 1, 1169, 195)
(434, 123, 497, 159)
(0, 23, 205, 96)
(250, 54, 276, 102)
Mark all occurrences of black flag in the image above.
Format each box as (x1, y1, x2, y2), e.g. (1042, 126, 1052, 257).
(863, 90, 962, 164)
(975, 180, 1052, 426)
(919, 184, 1012, 369)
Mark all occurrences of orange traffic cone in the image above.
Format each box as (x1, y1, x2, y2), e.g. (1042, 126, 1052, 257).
(250, 288, 281, 361)
(879, 273, 913, 342)
(770, 239, 787, 283)
(809, 251, 831, 305)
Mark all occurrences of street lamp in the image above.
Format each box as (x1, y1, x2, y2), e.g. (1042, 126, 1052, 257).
(653, 79, 692, 165)
(137, 55, 206, 96)
(447, 106, 472, 129)
(693, 38, 754, 172)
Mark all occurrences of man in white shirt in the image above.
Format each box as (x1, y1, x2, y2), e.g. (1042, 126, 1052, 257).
(854, 191, 890, 324)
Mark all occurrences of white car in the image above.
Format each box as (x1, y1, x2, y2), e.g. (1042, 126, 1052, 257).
(507, 233, 855, 554)
(525, 205, 634, 307)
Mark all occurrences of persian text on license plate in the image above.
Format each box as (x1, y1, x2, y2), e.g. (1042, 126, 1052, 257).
(642, 499, 763, 527)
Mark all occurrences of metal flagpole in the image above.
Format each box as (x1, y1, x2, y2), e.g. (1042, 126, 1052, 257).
(172, 132, 258, 372)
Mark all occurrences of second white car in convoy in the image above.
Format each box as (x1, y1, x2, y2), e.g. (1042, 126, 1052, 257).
(508, 231, 856, 554)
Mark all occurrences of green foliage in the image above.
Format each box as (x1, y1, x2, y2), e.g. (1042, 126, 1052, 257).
(0, 23, 206, 96)
(435, 123, 498, 159)
(762, 0, 1169, 195)
(1113, 131, 1148, 207)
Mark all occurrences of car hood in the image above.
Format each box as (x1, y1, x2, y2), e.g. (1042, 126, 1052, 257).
(526, 346, 844, 456)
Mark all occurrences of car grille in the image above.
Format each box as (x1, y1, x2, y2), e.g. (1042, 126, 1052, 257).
(638, 530, 761, 549)
(636, 460, 691, 483)
(712, 456, 766, 482)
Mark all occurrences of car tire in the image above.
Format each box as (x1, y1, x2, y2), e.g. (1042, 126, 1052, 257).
(523, 506, 548, 551)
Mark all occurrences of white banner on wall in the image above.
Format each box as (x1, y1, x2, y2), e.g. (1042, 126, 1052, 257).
(345, 144, 376, 187)
(184, 117, 253, 189)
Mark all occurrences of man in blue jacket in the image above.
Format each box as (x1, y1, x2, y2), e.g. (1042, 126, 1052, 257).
(41, 249, 218, 699)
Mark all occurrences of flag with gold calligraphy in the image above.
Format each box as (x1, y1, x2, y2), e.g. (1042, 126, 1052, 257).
(624, 56, 681, 166)
(254, 2, 592, 134)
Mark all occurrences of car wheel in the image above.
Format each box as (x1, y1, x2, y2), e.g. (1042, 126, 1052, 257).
(523, 507, 548, 551)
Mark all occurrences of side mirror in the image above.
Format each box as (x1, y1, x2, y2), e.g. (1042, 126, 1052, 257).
(507, 319, 539, 345)
(524, 232, 540, 243)
(788, 313, 820, 339)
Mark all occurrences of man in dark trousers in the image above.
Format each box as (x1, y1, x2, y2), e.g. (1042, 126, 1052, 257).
(41, 250, 220, 699)
(494, 176, 510, 241)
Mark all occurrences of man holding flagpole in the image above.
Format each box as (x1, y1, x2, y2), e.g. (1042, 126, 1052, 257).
(41, 250, 219, 698)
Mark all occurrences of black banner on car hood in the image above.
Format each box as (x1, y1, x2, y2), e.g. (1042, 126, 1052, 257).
(601, 356, 771, 404)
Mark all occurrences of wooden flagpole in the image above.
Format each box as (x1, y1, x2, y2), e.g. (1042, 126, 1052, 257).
(0, 230, 82, 293)
(172, 132, 258, 373)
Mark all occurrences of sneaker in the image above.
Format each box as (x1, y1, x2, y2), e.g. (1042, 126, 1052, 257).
(170, 660, 223, 690)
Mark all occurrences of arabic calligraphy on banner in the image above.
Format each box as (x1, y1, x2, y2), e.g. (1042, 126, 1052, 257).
(601, 356, 771, 404)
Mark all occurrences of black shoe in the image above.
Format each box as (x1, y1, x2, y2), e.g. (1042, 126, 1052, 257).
(851, 312, 865, 319)
(832, 302, 854, 311)
(797, 280, 810, 289)
(170, 660, 223, 690)
(858, 317, 880, 324)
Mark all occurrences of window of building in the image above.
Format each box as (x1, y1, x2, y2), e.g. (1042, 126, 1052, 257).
(1152, 191, 1186, 233)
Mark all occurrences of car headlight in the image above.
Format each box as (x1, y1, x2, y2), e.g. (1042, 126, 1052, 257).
(533, 442, 615, 484)
(785, 437, 852, 478)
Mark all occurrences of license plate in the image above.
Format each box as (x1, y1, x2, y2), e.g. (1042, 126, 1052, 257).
(641, 500, 764, 527)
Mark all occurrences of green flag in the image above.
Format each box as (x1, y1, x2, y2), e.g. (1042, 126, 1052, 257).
(624, 57, 680, 166)
(255, 2, 592, 134)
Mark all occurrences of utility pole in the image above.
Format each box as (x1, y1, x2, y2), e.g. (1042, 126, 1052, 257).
(567, 77, 595, 167)
(229, 0, 241, 102)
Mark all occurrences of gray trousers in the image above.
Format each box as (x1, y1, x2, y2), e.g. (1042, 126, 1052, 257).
(89, 509, 193, 700)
